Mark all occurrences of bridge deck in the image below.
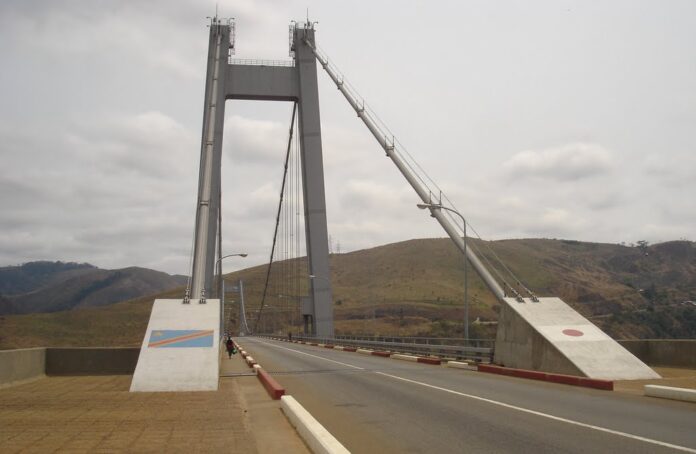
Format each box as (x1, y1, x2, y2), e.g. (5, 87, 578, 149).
(0, 356, 308, 453)
(236, 337, 696, 453)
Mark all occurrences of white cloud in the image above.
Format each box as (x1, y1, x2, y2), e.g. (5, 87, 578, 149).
(223, 115, 290, 164)
(503, 143, 614, 180)
(1, 0, 695, 275)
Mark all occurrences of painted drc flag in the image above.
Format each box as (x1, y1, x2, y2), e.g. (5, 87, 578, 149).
(148, 329, 214, 348)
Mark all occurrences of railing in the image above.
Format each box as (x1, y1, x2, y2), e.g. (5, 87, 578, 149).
(228, 58, 295, 67)
(281, 335, 494, 363)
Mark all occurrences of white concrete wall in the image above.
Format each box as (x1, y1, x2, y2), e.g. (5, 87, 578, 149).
(0, 348, 45, 388)
(130, 299, 220, 392)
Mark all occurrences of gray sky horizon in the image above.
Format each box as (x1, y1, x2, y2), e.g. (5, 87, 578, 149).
(1, 0, 694, 275)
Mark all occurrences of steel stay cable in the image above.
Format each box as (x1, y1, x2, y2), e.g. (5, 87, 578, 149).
(313, 43, 535, 299)
(254, 102, 298, 333)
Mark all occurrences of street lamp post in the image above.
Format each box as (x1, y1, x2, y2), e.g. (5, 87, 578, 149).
(215, 253, 247, 336)
(417, 203, 469, 343)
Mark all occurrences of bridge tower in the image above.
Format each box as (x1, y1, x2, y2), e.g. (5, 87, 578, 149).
(188, 18, 334, 337)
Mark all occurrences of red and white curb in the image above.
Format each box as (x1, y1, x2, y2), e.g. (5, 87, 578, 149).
(235, 341, 351, 453)
(478, 364, 613, 391)
(234, 341, 283, 399)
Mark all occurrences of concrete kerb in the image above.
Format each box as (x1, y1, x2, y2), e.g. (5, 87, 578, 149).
(284, 339, 448, 366)
(645, 385, 696, 403)
(281, 395, 350, 454)
(447, 361, 478, 371)
(479, 364, 614, 391)
(256, 367, 285, 400)
(392, 353, 418, 362)
(417, 357, 442, 365)
(240, 341, 350, 450)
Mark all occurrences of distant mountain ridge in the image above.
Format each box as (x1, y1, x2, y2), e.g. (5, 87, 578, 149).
(0, 261, 96, 296)
(0, 261, 187, 315)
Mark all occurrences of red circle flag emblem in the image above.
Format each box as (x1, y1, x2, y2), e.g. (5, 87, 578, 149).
(562, 328, 584, 337)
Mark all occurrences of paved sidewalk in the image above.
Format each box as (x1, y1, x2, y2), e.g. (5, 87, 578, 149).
(0, 352, 308, 453)
(614, 366, 696, 395)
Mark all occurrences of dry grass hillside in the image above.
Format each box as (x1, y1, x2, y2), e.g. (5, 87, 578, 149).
(0, 238, 694, 349)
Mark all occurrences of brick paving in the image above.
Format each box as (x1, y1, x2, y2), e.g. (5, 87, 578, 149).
(0, 375, 257, 453)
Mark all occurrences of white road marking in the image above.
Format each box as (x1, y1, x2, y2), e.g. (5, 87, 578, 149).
(249, 338, 364, 370)
(248, 338, 695, 452)
(375, 372, 696, 453)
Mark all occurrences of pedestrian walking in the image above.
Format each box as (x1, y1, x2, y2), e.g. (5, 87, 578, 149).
(225, 336, 235, 359)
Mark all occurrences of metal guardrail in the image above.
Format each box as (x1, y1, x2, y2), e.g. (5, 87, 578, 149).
(229, 58, 295, 67)
(267, 335, 494, 362)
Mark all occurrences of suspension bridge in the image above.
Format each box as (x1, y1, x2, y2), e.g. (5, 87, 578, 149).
(126, 17, 661, 393)
(1, 14, 695, 454)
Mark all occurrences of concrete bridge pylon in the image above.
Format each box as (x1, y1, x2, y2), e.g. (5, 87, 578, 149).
(131, 18, 335, 392)
(187, 19, 334, 338)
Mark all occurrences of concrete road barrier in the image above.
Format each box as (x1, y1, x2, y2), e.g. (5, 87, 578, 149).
(447, 361, 477, 371)
(417, 357, 441, 365)
(257, 368, 285, 400)
(645, 385, 696, 403)
(46, 348, 140, 376)
(392, 354, 418, 362)
(371, 351, 391, 357)
(0, 348, 46, 389)
(252, 364, 261, 375)
(334, 346, 345, 351)
(357, 348, 373, 355)
(479, 364, 613, 391)
(343, 347, 357, 352)
(281, 395, 350, 454)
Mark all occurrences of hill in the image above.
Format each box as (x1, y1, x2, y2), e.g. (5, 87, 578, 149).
(0, 261, 96, 296)
(230, 238, 696, 340)
(0, 238, 694, 349)
(0, 261, 187, 315)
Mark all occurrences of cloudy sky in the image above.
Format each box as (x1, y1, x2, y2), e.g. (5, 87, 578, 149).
(1, 0, 694, 275)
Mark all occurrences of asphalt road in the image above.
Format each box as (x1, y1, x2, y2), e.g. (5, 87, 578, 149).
(236, 337, 696, 454)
